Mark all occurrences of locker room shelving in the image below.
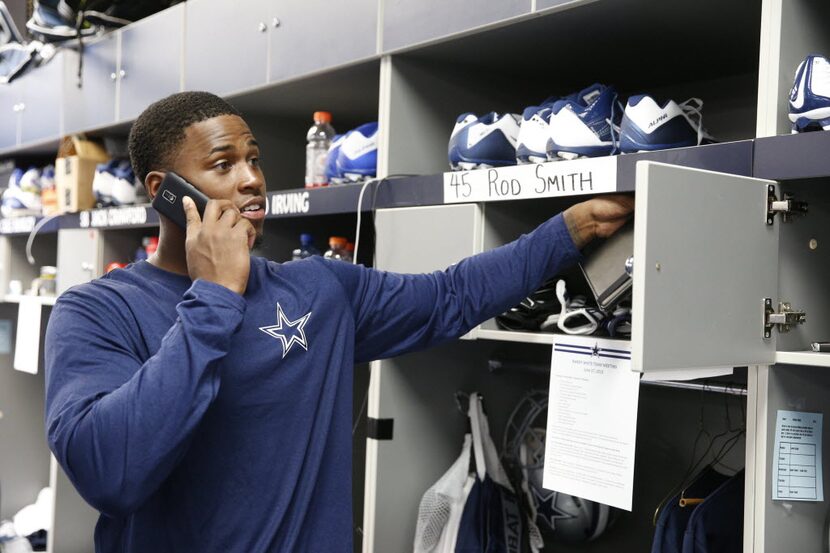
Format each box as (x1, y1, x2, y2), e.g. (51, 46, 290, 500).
(0, 0, 828, 552)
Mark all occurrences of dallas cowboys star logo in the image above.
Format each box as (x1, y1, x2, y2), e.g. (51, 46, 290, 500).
(591, 342, 601, 357)
(532, 488, 575, 530)
(259, 303, 311, 358)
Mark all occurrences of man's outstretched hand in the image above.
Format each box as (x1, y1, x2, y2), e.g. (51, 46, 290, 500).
(563, 194, 635, 249)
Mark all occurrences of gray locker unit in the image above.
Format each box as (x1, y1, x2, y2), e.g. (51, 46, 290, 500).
(118, 4, 185, 122)
(0, 79, 20, 150)
(62, 33, 119, 134)
(18, 52, 63, 145)
(268, 0, 378, 83)
(184, 0, 271, 95)
(381, 0, 531, 52)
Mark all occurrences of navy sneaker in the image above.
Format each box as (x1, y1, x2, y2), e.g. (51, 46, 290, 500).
(789, 54, 830, 133)
(619, 95, 714, 153)
(547, 84, 622, 160)
(335, 122, 378, 182)
(448, 111, 520, 170)
(516, 105, 553, 164)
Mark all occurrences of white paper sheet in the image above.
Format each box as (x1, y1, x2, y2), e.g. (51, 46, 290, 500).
(14, 297, 42, 374)
(543, 336, 640, 511)
(773, 410, 823, 502)
(641, 366, 734, 382)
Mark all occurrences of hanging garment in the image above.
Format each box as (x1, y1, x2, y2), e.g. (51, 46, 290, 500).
(651, 466, 730, 553)
(681, 470, 744, 553)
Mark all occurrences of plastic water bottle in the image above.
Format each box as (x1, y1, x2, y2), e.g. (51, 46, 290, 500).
(323, 236, 348, 260)
(292, 233, 321, 260)
(305, 111, 335, 188)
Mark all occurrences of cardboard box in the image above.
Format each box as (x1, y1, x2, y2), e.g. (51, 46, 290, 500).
(55, 136, 109, 214)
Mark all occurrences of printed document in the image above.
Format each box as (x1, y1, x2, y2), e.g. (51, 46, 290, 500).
(543, 336, 639, 511)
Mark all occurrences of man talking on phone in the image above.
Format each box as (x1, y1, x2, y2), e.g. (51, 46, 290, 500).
(44, 91, 633, 552)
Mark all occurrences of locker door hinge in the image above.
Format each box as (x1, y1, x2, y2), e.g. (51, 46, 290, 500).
(763, 298, 806, 339)
(767, 185, 808, 225)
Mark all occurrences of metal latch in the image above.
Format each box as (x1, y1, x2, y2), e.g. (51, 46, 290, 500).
(763, 298, 806, 339)
(767, 185, 808, 225)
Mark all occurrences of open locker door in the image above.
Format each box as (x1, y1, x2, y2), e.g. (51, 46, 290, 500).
(631, 161, 780, 373)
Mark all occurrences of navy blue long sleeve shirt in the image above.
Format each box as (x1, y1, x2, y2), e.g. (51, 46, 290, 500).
(44, 213, 580, 552)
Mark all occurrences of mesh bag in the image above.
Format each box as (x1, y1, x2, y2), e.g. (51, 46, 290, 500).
(413, 435, 474, 553)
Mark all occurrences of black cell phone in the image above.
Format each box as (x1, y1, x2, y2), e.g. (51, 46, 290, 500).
(151, 172, 209, 229)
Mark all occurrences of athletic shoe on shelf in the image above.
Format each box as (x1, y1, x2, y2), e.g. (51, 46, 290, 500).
(1, 167, 42, 218)
(27, 0, 100, 42)
(448, 111, 521, 170)
(335, 122, 378, 182)
(618, 95, 714, 153)
(547, 83, 622, 160)
(92, 159, 119, 207)
(111, 162, 140, 206)
(789, 54, 830, 133)
(516, 105, 553, 164)
(325, 134, 345, 184)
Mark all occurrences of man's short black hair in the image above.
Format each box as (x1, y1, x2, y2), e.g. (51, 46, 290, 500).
(128, 91, 242, 185)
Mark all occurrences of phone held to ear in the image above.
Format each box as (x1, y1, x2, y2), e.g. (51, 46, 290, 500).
(151, 171, 209, 229)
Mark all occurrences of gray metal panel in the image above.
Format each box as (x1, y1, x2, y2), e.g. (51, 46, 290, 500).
(62, 35, 118, 134)
(18, 52, 63, 144)
(632, 162, 778, 372)
(775, 180, 830, 352)
(119, 4, 184, 121)
(374, 204, 479, 273)
(0, 79, 19, 149)
(382, 0, 531, 52)
(617, 141, 755, 192)
(0, 302, 50, 519)
(763, 364, 830, 553)
(184, 0, 269, 95)
(51, 461, 98, 553)
(57, 229, 100, 295)
(754, 132, 830, 180)
(268, 0, 377, 83)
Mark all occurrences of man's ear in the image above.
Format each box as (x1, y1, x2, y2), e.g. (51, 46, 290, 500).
(145, 171, 165, 200)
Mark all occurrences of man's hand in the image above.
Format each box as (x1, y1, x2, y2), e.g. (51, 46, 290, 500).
(182, 197, 256, 295)
(563, 194, 635, 249)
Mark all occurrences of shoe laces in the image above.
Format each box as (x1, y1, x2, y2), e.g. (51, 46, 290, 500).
(678, 98, 713, 145)
(606, 96, 624, 154)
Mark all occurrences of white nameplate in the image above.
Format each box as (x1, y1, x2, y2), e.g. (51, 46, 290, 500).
(443, 157, 617, 204)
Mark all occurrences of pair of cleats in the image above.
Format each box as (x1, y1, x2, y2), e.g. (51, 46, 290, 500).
(789, 54, 830, 133)
(92, 159, 144, 207)
(325, 122, 378, 184)
(1, 166, 52, 218)
(448, 84, 715, 170)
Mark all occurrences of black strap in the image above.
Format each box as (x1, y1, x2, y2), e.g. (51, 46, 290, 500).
(366, 417, 393, 440)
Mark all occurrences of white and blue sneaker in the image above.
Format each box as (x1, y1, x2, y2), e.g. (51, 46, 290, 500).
(1, 166, 42, 217)
(92, 159, 119, 207)
(336, 122, 378, 182)
(619, 95, 714, 153)
(112, 162, 141, 206)
(789, 54, 830, 133)
(547, 84, 622, 160)
(325, 134, 345, 184)
(448, 111, 520, 170)
(516, 105, 554, 164)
